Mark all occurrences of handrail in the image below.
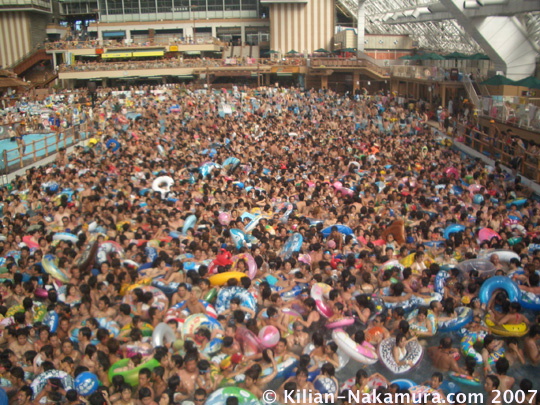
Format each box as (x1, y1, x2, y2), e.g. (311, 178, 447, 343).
(453, 123, 540, 183)
(462, 74, 480, 108)
(1, 123, 89, 174)
(59, 58, 307, 73)
(7, 44, 44, 70)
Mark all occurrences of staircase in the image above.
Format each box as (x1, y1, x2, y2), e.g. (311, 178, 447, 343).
(478, 83, 490, 97)
(462, 74, 481, 108)
(10, 49, 52, 76)
(30, 73, 58, 89)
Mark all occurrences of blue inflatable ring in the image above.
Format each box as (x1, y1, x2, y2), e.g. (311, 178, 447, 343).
(479, 276, 521, 305)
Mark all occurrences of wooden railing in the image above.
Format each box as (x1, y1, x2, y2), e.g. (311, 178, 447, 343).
(1, 122, 90, 174)
(455, 124, 540, 183)
(310, 58, 390, 76)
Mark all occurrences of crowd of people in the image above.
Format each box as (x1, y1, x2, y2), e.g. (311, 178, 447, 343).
(0, 84, 539, 405)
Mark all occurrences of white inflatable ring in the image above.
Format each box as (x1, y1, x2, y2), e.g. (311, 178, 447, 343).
(152, 176, 174, 198)
(152, 323, 176, 347)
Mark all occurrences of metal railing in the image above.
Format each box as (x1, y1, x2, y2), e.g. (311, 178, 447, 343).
(477, 96, 540, 133)
(455, 123, 540, 182)
(1, 123, 89, 174)
(462, 74, 480, 107)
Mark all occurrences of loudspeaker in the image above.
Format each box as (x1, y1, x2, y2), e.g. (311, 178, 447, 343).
(88, 82, 97, 93)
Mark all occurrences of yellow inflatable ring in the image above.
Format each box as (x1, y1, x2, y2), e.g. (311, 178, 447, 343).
(208, 271, 248, 286)
(485, 314, 528, 337)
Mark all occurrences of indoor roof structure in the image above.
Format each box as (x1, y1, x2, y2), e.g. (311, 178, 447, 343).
(337, 0, 539, 78)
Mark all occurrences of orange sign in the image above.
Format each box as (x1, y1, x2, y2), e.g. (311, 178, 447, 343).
(95, 48, 104, 54)
(170, 45, 179, 52)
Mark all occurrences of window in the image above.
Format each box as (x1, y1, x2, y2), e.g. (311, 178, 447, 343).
(157, 0, 172, 12)
(224, 0, 239, 11)
(207, 0, 222, 12)
(123, 0, 139, 14)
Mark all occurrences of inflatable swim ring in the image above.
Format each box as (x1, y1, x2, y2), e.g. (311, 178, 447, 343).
(205, 387, 260, 405)
(52, 232, 78, 243)
(448, 372, 481, 387)
(182, 215, 197, 236)
(230, 253, 258, 279)
(378, 337, 423, 374)
(182, 313, 222, 337)
(151, 323, 176, 347)
(519, 290, 540, 311)
(314, 377, 338, 395)
(280, 233, 303, 259)
(96, 241, 125, 265)
(31, 370, 74, 399)
(152, 176, 174, 198)
(479, 276, 521, 305)
(443, 224, 465, 240)
(42, 254, 69, 283)
(215, 286, 257, 316)
(438, 307, 473, 332)
(460, 330, 504, 365)
(108, 358, 160, 386)
(332, 329, 378, 365)
(457, 259, 496, 280)
(485, 314, 528, 337)
(326, 317, 355, 329)
(209, 271, 249, 286)
(406, 309, 437, 337)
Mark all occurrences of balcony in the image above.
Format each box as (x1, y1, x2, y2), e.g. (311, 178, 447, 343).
(0, 0, 51, 12)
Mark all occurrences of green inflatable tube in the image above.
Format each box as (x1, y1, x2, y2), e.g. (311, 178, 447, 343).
(203, 288, 218, 303)
(108, 358, 160, 386)
(205, 387, 261, 405)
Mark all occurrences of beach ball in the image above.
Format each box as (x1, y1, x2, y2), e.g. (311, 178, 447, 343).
(258, 325, 280, 348)
(473, 194, 484, 205)
(327, 240, 336, 249)
(74, 372, 99, 396)
(218, 212, 231, 226)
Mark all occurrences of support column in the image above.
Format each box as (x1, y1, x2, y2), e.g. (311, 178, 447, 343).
(321, 76, 328, 89)
(240, 26, 246, 45)
(441, 85, 446, 108)
(353, 72, 360, 93)
(211, 26, 217, 39)
(356, 0, 365, 54)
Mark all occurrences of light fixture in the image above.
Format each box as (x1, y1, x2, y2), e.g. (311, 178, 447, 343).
(403, 9, 414, 17)
(477, 0, 509, 4)
(382, 13, 394, 21)
(463, 0, 480, 8)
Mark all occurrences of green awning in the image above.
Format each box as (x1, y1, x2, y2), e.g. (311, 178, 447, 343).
(277, 73, 293, 77)
(184, 51, 201, 55)
(444, 52, 468, 59)
(481, 75, 516, 86)
(177, 75, 194, 79)
(513, 76, 540, 89)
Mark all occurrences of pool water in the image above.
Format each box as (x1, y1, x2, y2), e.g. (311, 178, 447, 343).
(266, 320, 535, 398)
(0, 132, 86, 168)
